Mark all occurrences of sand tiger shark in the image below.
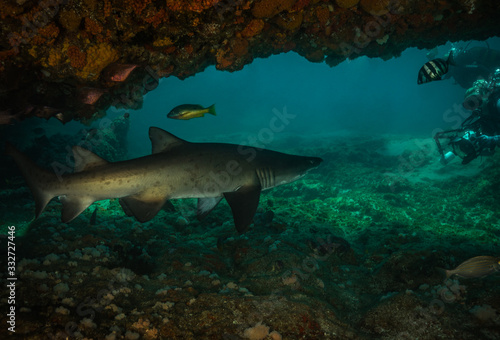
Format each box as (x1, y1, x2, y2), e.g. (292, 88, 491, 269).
(6, 127, 322, 233)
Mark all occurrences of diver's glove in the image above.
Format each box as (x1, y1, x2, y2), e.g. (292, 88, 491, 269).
(475, 135, 500, 149)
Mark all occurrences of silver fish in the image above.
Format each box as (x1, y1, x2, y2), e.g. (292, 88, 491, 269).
(445, 256, 500, 279)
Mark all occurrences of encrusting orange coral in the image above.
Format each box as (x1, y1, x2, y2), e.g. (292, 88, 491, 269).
(126, 0, 152, 16)
(360, 0, 390, 15)
(67, 46, 87, 70)
(75, 43, 118, 81)
(252, 0, 297, 19)
(143, 7, 166, 28)
(276, 12, 303, 31)
(103, 0, 112, 18)
(84, 17, 103, 35)
(166, 0, 220, 13)
(336, 0, 360, 9)
(231, 38, 249, 57)
(315, 6, 330, 26)
(59, 9, 82, 32)
(290, 0, 310, 13)
(241, 19, 265, 38)
(31, 23, 60, 45)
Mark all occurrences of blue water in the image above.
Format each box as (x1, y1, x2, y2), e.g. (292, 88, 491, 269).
(19, 37, 499, 158)
(100, 37, 494, 157)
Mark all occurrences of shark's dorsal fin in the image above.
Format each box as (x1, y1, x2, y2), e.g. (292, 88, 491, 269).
(72, 146, 108, 172)
(149, 127, 187, 154)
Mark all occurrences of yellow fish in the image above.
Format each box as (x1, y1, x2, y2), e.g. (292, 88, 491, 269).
(167, 104, 216, 120)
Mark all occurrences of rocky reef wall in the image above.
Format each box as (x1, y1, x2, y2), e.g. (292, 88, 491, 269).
(1, 0, 499, 123)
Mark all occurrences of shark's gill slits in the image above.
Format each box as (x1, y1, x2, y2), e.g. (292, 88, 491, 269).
(256, 167, 275, 189)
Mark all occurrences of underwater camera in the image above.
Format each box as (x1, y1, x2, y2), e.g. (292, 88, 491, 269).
(434, 130, 490, 165)
(450, 131, 480, 164)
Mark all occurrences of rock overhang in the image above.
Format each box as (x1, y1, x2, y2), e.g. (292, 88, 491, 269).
(0, 0, 499, 124)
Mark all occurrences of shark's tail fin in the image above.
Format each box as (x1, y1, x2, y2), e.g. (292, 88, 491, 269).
(5, 142, 55, 219)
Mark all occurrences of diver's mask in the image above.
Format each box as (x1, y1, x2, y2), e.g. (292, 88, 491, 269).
(450, 131, 481, 164)
(463, 93, 483, 111)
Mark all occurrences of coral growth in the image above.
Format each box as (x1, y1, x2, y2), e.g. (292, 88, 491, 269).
(290, 0, 310, 12)
(315, 6, 331, 27)
(84, 17, 104, 35)
(252, 0, 297, 19)
(126, 0, 151, 16)
(243, 322, 270, 339)
(67, 46, 87, 70)
(153, 37, 174, 47)
(231, 38, 249, 57)
(305, 50, 324, 62)
(76, 43, 118, 81)
(143, 7, 167, 28)
(166, 0, 220, 13)
(276, 12, 303, 31)
(103, 0, 112, 18)
(216, 49, 233, 69)
(0, 0, 498, 123)
(0, 1, 23, 19)
(44, 47, 63, 68)
(336, 0, 360, 9)
(360, 0, 391, 15)
(59, 9, 81, 32)
(241, 19, 265, 38)
(31, 23, 60, 45)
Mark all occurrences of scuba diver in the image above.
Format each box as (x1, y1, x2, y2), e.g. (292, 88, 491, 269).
(435, 69, 500, 165)
(417, 44, 500, 89)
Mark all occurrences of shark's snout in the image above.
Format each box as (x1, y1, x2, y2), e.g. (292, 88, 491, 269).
(307, 157, 323, 169)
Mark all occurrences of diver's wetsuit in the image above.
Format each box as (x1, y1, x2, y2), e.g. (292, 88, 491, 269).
(480, 90, 500, 136)
(448, 47, 500, 88)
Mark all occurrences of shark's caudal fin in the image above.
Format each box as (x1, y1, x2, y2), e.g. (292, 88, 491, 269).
(4, 143, 56, 219)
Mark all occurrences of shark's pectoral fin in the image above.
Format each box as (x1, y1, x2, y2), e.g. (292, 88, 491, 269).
(119, 199, 134, 217)
(59, 195, 94, 223)
(119, 189, 168, 222)
(197, 197, 223, 220)
(223, 185, 261, 234)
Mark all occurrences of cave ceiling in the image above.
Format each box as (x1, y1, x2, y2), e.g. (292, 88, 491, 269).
(0, 0, 499, 124)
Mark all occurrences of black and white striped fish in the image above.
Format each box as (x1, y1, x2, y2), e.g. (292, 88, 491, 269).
(417, 57, 450, 84)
